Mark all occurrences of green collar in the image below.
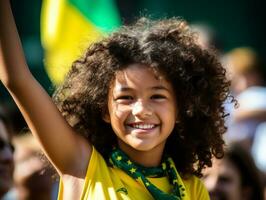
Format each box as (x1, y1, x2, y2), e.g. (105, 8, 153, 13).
(109, 147, 187, 200)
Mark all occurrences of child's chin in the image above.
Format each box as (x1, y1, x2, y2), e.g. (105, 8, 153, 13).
(129, 141, 155, 152)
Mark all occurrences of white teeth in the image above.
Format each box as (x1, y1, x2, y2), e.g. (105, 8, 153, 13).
(132, 124, 155, 129)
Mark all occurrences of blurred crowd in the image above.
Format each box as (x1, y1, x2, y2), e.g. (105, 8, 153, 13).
(0, 109, 58, 200)
(1, 24, 266, 200)
(194, 24, 266, 200)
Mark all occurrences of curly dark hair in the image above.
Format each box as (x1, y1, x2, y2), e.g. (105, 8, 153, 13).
(53, 17, 233, 177)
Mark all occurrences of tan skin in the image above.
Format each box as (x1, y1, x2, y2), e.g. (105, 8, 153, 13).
(0, 1, 178, 199)
(104, 64, 177, 167)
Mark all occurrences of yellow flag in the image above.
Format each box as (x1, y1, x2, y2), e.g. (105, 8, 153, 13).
(41, 0, 121, 85)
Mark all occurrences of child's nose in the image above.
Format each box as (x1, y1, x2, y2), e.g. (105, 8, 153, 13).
(132, 101, 152, 118)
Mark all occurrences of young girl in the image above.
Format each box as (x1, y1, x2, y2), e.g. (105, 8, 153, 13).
(0, 1, 231, 199)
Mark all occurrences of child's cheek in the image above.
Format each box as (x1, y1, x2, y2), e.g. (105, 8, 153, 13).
(111, 101, 131, 120)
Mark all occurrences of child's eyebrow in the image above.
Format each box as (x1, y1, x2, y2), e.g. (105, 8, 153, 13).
(114, 87, 132, 92)
(115, 85, 170, 92)
(150, 86, 170, 91)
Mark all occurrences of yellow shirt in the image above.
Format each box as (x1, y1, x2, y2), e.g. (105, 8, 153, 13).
(58, 147, 210, 200)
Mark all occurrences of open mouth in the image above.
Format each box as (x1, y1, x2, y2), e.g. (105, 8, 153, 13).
(127, 123, 157, 130)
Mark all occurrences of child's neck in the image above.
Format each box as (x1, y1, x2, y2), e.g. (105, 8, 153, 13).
(118, 142, 165, 167)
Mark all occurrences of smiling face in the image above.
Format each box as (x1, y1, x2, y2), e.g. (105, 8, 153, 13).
(104, 63, 178, 160)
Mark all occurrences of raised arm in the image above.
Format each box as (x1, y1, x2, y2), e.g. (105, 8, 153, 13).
(0, 0, 91, 177)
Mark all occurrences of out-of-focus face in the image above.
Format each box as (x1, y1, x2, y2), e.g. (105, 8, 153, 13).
(0, 119, 14, 197)
(202, 158, 243, 200)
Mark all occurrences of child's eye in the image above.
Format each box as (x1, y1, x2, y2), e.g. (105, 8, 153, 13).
(151, 94, 166, 100)
(115, 95, 134, 101)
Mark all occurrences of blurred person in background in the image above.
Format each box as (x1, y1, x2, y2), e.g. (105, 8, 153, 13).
(223, 47, 265, 95)
(224, 47, 266, 173)
(226, 86, 266, 150)
(223, 47, 266, 197)
(13, 133, 57, 200)
(0, 111, 15, 199)
(202, 143, 264, 200)
(222, 47, 266, 123)
(1, 108, 57, 200)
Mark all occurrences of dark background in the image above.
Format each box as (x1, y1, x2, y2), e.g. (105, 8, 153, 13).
(1, 0, 266, 131)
